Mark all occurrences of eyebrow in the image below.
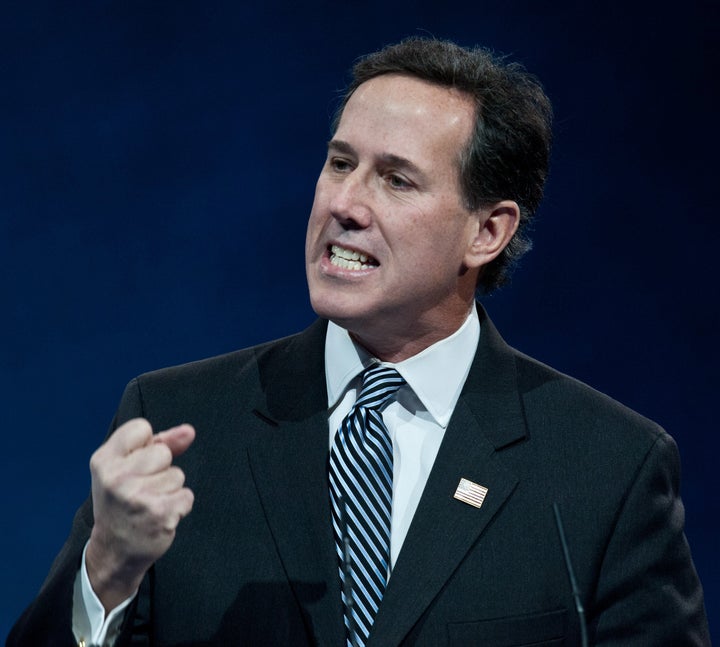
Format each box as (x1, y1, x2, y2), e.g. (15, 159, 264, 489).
(327, 139, 428, 183)
(327, 139, 356, 156)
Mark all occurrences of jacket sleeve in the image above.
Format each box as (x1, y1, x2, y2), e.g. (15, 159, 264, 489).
(593, 431, 710, 645)
(6, 379, 149, 647)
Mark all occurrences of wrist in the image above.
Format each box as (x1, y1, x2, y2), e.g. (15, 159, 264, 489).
(86, 531, 146, 612)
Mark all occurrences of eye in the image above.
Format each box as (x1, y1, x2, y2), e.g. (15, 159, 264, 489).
(329, 157, 353, 173)
(386, 173, 411, 190)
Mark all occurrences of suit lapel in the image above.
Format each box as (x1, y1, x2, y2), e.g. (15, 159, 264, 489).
(243, 307, 529, 647)
(245, 320, 345, 647)
(368, 305, 528, 646)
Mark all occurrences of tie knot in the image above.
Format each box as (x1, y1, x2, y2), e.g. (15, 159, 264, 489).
(355, 365, 405, 412)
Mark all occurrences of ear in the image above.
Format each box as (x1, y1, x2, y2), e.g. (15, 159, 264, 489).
(463, 200, 520, 270)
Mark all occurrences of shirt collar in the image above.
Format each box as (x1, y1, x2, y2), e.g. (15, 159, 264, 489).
(325, 307, 480, 428)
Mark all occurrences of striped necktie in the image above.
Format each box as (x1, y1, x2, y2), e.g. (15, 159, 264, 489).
(329, 365, 405, 647)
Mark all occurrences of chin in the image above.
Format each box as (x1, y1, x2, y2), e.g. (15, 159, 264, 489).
(309, 290, 368, 326)
(310, 298, 356, 323)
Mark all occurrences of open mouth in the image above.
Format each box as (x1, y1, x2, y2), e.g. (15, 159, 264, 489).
(329, 244, 379, 270)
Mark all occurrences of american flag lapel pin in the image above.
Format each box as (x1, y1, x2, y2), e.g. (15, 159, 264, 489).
(453, 478, 488, 509)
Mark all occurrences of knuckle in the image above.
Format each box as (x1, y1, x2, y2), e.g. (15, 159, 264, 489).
(89, 445, 112, 474)
(145, 497, 167, 521)
(120, 485, 146, 513)
(89, 450, 101, 474)
(102, 463, 131, 493)
(152, 442, 173, 466)
(169, 466, 186, 487)
(93, 465, 116, 493)
(180, 488, 195, 517)
(125, 417, 152, 436)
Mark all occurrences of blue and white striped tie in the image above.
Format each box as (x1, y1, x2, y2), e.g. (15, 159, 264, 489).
(329, 365, 405, 647)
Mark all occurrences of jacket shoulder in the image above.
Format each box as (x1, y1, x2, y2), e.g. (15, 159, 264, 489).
(113, 320, 327, 428)
(512, 346, 667, 449)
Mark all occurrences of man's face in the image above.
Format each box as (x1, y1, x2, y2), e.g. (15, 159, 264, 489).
(305, 74, 481, 358)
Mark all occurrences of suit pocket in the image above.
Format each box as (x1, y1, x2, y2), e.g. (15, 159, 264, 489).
(447, 608, 566, 646)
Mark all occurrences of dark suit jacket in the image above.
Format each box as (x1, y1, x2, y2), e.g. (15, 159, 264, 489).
(8, 306, 710, 646)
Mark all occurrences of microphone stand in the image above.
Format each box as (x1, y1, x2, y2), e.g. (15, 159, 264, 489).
(553, 502, 589, 647)
(338, 496, 359, 647)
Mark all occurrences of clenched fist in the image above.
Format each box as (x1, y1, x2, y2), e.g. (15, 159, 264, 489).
(85, 418, 195, 611)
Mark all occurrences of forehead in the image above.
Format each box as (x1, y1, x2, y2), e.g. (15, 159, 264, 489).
(335, 74, 475, 170)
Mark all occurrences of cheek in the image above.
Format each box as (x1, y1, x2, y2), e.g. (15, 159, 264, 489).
(306, 195, 326, 240)
(304, 211, 321, 261)
(417, 220, 473, 273)
(308, 179, 335, 223)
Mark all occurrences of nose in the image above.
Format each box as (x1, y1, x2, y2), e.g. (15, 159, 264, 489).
(329, 171, 373, 230)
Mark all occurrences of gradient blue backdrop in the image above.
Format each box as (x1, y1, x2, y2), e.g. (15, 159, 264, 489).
(2, 1, 717, 639)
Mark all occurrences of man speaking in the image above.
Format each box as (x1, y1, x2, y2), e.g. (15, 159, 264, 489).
(8, 37, 710, 646)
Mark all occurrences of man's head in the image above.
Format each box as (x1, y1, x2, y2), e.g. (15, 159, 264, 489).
(305, 38, 552, 361)
(334, 37, 553, 294)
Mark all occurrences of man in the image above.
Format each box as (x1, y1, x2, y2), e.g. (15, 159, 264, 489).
(8, 37, 710, 646)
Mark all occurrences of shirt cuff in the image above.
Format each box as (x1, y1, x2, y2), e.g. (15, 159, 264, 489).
(72, 542, 137, 647)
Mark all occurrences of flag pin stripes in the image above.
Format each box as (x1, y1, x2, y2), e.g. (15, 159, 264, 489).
(453, 478, 488, 509)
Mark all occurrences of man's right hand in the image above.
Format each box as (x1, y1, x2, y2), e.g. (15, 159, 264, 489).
(85, 418, 195, 612)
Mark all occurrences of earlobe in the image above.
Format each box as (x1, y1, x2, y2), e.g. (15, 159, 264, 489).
(464, 200, 520, 269)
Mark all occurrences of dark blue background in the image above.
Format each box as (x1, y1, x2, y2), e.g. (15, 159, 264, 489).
(2, 1, 717, 638)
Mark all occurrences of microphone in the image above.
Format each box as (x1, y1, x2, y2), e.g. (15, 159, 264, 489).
(553, 502, 589, 647)
(338, 496, 359, 647)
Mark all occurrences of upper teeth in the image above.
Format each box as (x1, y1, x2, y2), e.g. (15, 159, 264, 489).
(330, 245, 375, 270)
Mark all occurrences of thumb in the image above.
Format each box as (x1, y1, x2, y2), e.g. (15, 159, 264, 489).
(153, 424, 196, 458)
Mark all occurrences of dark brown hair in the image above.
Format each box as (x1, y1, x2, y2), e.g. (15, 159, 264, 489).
(334, 37, 553, 293)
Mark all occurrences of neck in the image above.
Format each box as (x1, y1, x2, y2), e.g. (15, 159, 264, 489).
(347, 303, 475, 363)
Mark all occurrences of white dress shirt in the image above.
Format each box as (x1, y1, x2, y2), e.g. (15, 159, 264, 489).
(74, 308, 480, 645)
(325, 308, 480, 568)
